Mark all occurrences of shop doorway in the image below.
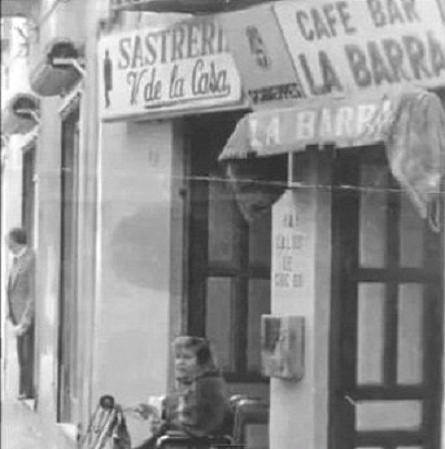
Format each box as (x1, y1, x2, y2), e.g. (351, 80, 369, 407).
(58, 108, 80, 423)
(185, 111, 272, 396)
(329, 147, 443, 449)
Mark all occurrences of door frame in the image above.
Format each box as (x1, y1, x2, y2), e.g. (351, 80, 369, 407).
(328, 147, 444, 449)
(57, 107, 80, 423)
(184, 110, 273, 383)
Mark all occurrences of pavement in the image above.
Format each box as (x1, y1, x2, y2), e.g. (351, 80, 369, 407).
(1, 399, 75, 449)
(0, 322, 152, 449)
(1, 326, 74, 449)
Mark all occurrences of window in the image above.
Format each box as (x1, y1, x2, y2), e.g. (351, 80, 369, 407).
(186, 112, 275, 381)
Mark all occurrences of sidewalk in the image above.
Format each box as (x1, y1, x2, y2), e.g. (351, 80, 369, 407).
(2, 398, 75, 449)
(1, 327, 75, 449)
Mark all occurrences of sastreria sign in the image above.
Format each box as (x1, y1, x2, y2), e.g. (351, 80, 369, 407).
(98, 17, 243, 120)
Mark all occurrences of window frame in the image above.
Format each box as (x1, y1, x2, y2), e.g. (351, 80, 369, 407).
(185, 112, 271, 383)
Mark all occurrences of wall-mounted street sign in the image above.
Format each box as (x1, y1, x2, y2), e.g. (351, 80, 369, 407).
(273, 0, 445, 97)
(219, 4, 306, 109)
(98, 17, 243, 121)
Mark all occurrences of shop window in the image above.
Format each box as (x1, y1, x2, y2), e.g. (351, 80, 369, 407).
(187, 112, 284, 381)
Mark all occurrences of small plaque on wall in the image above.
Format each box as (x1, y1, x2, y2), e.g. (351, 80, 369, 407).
(261, 315, 305, 381)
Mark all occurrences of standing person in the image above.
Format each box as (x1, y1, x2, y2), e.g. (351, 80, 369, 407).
(103, 49, 113, 108)
(133, 336, 233, 449)
(6, 227, 35, 400)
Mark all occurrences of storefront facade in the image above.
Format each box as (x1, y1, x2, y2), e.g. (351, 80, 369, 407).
(219, 2, 445, 449)
(98, 1, 445, 448)
(96, 13, 276, 444)
(4, 0, 443, 448)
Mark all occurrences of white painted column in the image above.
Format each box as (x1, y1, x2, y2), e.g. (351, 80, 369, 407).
(269, 153, 332, 449)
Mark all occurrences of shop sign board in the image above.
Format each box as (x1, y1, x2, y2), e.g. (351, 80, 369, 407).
(274, 0, 445, 97)
(98, 17, 243, 120)
(219, 5, 305, 109)
(272, 190, 315, 301)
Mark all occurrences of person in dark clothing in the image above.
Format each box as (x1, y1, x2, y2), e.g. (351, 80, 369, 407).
(103, 49, 113, 108)
(133, 336, 232, 449)
(6, 227, 35, 399)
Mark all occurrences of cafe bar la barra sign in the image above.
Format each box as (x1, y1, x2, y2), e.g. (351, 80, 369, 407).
(98, 17, 242, 120)
(274, 0, 445, 97)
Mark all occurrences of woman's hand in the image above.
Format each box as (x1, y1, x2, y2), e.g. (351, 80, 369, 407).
(130, 403, 157, 421)
(148, 417, 166, 435)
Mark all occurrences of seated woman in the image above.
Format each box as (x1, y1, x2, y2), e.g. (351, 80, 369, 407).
(133, 336, 233, 449)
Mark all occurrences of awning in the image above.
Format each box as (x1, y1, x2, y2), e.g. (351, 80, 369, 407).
(220, 88, 445, 227)
(1, 92, 40, 136)
(219, 89, 401, 160)
(30, 38, 83, 97)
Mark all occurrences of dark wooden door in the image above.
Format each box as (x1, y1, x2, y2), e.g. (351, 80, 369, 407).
(330, 148, 443, 449)
(58, 109, 80, 423)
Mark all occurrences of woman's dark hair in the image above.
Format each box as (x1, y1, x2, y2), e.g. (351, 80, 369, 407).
(8, 227, 27, 245)
(173, 336, 217, 369)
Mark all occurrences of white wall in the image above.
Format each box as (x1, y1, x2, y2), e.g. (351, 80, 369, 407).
(34, 96, 63, 422)
(95, 119, 175, 443)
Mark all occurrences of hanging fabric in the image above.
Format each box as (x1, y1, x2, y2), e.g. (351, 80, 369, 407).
(382, 89, 445, 232)
(219, 87, 445, 229)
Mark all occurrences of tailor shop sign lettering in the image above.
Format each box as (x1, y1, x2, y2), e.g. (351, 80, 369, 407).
(98, 18, 242, 119)
(274, 0, 445, 96)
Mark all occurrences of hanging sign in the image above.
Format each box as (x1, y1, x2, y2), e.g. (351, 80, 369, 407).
(98, 17, 243, 120)
(218, 5, 305, 109)
(274, 0, 445, 97)
(272, 190, 315, 300)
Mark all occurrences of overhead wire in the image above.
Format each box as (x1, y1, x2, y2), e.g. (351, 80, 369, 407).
(171, 174, 445, 196)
